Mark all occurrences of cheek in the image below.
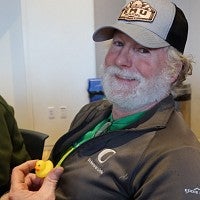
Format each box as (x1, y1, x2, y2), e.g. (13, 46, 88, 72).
(136, 58, 167, 78)
(104, 51, 116, 67)
(137, 49, 169, 78)
(135, 60, 157, 78)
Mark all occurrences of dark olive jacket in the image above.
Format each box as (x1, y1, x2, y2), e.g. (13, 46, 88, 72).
(0, 95, 30, 195)
(52, 95, 200, 200)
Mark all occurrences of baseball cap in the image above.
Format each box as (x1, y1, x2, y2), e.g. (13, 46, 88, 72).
(93, 0, 188, 53)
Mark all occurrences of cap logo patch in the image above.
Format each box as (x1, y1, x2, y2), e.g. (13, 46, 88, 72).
(118, 0, 157, 22)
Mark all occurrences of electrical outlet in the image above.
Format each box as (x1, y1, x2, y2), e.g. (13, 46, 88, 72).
(48, 106, 55, 119)
(60, 106, 67, 119)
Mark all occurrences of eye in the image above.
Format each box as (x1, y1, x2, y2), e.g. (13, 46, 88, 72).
(112, 40, 124, 47)
(137, 48, 150, 54)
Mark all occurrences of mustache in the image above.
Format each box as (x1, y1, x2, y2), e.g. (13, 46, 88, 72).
(102, 65, 143, 81)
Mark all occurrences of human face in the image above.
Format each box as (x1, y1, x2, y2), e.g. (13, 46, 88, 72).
(102, 32, 174, 114)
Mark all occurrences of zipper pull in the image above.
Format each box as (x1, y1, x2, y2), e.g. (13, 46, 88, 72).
(95, 121, 112, 137)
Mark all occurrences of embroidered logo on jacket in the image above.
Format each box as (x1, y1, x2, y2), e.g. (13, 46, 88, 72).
(118, 0, 157, 22)
(87, 148, 129, 181)
(185, 187, 200, 195)
(87, 148, 116, 175)
(97, 149, 116, 164)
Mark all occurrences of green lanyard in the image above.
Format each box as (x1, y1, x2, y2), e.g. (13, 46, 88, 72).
(56, 111, 145, 167)
(56, 119, 109, 167)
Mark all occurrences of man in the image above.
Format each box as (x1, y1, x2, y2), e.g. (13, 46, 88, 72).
(6, 0, 200, 199)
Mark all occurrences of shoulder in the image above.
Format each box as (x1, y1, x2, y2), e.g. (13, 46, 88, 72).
(79, 99, 111, 112)
(69, 100, 112, 129)
(0, 96, 15, 120)
(138, 108, 200, 178)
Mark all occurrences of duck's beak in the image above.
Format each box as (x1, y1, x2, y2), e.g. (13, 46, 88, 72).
(35, 166, 39, 171)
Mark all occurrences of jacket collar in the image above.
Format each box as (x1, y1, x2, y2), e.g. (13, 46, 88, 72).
(100, 95, 175, 132)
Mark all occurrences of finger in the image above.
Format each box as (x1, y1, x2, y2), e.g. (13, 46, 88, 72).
(11, 160, 38, 191)
(25, 173, 44, 191)
(40, 167, 64, 193)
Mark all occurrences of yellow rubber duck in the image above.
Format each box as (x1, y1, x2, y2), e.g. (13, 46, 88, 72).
(35, 160, 54, 178)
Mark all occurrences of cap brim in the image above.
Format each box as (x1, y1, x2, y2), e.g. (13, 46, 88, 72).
(93, 23, 170, 49)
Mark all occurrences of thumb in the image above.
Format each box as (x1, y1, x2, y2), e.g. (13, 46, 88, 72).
(40, 167, 64, 192)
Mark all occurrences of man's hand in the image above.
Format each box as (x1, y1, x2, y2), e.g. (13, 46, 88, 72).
(8, 160, 63, 200)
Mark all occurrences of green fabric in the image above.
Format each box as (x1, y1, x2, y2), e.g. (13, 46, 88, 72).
(0, 95, 30, 195)
(108, 112, 145, 131)
(74, 119, 107, 148)
(57, 111, 145, 167)
(74, 111, 145, 147)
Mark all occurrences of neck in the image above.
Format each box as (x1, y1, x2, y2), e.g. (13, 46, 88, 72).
(112, 101, 157, 120)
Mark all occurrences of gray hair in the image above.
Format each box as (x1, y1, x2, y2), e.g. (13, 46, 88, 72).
(166, 46, 193, 87)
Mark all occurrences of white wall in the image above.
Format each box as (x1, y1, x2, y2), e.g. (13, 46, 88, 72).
(20, 0, 96, 147)
(0, 0, 32, 128)
(185, 1, 200, 139)
(0, 0, 96, 147)
(172, 0, 200, 139)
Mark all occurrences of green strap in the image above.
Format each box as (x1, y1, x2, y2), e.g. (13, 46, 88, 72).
(56, 147, 74, 167)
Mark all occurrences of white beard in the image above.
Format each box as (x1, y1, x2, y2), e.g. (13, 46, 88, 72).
(102, 66, 172, 111)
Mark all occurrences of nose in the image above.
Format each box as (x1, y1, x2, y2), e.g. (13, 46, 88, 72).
(115, 47, 132, 68)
